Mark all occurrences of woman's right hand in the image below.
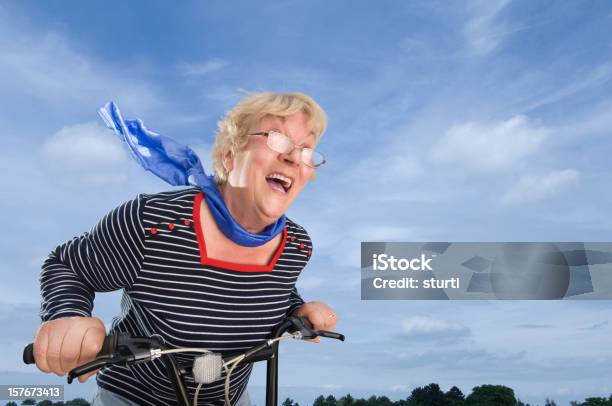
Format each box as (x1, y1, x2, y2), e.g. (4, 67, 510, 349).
(33, 316, 106, 382)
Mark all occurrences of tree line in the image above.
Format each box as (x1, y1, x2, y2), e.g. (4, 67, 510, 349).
(290, 383, 612, 406)
(4, 384, 612, 406)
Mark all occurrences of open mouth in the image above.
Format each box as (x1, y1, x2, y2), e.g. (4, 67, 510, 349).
(265, 172, 293, 194)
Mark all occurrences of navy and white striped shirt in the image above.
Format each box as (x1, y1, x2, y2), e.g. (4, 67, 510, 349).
(39, 187, 311, 405)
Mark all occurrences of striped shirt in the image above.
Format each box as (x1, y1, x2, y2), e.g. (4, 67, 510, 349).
(39, 187, 311, 405)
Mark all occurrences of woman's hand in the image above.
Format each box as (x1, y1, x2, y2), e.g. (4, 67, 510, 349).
(33, 316, 106, 382)
(292, 301, 337, 343)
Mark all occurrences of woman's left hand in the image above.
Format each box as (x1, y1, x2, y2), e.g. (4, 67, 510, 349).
(292, 301, 337, 343)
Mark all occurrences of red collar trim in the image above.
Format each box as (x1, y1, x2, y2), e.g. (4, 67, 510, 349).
(192, 192, 286, 272)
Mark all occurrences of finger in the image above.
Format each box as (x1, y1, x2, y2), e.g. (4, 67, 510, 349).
(47, 321, 67, 375)
(78, 368, 100, 383)
(34, 325, 51, 373)
(78, 326, 105, 366)
(308, 311, 327, 331)
(60, 324, 86, 373)
(324, 313, 337, 330)
(305, 337, 321, 343)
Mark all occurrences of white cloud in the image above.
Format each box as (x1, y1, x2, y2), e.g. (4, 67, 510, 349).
(204, 86, 251, 106)
(556, 100, 612, 139)
(321, 384, 343, 390)
(0, 6, 161, 111)
(501, 169, 579, 204)
(295, 275, 327, 290)
(399, 38, 431, 57)
(429, 115, 551, 172)
(181, 58, 230, 76)
(524, 61, 612, 112)
(357, 151, 423, 184)
(579, 320, 609, 331)
(42, 122, 129, 185)
(312, 224, 432, 269)
(401, 316, 471, 338)
(463, 0, 512, 56)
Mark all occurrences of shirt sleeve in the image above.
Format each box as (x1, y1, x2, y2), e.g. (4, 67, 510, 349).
(285, 219, 312, 316)
(287, 287, 305, 316)
(39, 194, 146, 322)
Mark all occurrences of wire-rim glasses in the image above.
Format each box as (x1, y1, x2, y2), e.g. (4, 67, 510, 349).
(248, 131, 326, 168)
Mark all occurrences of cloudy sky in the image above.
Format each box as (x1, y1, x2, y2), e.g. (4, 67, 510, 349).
(1, 1, 611, 405)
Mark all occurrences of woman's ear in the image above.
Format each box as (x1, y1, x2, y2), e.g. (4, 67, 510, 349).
(222, 149, 234, 174)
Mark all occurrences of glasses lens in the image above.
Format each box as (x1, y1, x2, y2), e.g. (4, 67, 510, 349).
(266, 131, 325, 168)
(302, 149, 325, 168)
(267, 131, 293, 154)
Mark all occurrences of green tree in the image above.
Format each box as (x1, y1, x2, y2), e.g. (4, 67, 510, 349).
(282, 398, 295, 406)
(377, 396, 393, 406)
(338, 394, 355, 406)
(364, 395, 378, 406)
(544, 399, 557, 406)
(445, 386, 465, 406)
(36, 401, 53, 406)
(325, 395, 337, 406)
(408, 383, 450, 406)
(353, 398, 367, 406)
(65, 400, 90, 406)
(21, 400, 36, 406)
(5, 402, 18, 406)
(314, 396, 326, 406)
(580, 397, 612, 406)
(464, 385, 516, 406)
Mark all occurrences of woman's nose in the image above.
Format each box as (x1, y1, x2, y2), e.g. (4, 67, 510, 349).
(281, 147, 301, 165)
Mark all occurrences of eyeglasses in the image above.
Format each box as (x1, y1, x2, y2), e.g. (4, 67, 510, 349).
(248, 131, 326, 168)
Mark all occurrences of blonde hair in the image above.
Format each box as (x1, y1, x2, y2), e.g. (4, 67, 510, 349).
(212, 92, 327, 183)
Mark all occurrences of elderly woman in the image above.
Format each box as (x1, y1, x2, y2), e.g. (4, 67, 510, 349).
(32, 92, 337, 406)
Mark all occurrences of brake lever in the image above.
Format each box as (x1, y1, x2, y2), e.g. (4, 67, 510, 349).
(289, 316, 318, 339)
(290, 316, 345, 341)
(317, 330, 345, 341)
(67, 356, 114, 384)
(66, 334, 163, 384)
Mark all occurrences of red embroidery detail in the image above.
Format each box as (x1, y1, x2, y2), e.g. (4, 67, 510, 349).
(150, 227, 158, 235)
(168, 223, 175, 230)
(308, 249, 312, 256)
(291, 236, 296, 241)
(183, 219, 190, 226)
(300, 243, 305, 249)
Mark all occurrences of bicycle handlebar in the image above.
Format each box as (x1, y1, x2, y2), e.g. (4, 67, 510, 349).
(22, 316, 345, 406)
(23, 316, 344, 370)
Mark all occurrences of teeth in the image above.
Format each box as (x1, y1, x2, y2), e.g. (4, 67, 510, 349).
(266, 173, 293, 190)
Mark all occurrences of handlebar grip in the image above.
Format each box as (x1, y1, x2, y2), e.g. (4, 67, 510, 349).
(23, 343, 35, 365)
(23, 335, 117, 365)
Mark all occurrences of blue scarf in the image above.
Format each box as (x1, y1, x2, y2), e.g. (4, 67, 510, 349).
(98, 101, 286, 247)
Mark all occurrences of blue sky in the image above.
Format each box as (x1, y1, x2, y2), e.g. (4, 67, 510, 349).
(1, 1, 611, 405)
